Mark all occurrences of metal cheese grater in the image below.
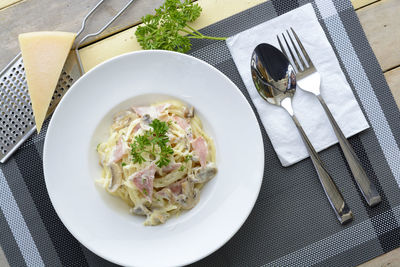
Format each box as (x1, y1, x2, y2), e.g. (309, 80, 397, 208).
(0, 0, 136, 163)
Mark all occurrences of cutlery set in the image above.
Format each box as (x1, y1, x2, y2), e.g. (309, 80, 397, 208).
(251, 28, 381, 224)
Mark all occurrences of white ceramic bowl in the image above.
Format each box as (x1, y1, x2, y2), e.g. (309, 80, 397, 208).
(44, 50, 264, 267)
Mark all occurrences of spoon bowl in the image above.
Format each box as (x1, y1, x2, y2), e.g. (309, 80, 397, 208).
(251, 43, 296, 107)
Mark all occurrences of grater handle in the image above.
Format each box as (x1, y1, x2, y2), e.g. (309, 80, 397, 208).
(74, 0, 107, 43)
(75, 0, 137, 74)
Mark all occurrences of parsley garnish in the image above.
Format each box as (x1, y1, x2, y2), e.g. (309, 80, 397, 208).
(121, 162, 126, 167)
(143, 189, 148, 195)
(178, 165, 185, 172)
(135, 0, 226, 53)
(130, 119, 174, 167)
(184, 154, 192, 162)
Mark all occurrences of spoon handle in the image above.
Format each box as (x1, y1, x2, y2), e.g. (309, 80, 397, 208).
(291, 115, 353, 224)
(317, 95, 381, 207)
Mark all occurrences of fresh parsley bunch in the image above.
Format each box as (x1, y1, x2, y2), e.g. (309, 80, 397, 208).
(135, 0, 226, 53)
(130, 119, 174, 168)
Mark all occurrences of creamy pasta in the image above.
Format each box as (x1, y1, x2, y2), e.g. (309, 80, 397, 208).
(96, 100, 217, 225)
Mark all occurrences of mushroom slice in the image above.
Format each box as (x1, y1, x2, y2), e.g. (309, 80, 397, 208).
(108, 162, 123, 192)
(184, 106, 194, 118)
(141, 114, 152, 125)
(176, 180, 199, 210)
(189, 163, 217, 184)
(130, 204, 150, 216)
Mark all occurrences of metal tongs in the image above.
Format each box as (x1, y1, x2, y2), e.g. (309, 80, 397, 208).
(0, 0, 136, 163)
(75, 0, 136, 74)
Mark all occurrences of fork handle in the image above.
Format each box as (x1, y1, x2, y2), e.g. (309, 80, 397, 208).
(317, 95, 381, 207)
(291, 115, 353, 224)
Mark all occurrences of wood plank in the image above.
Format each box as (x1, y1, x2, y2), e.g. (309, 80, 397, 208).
(356, 0, 400, 72)
(352, 0, 380, 10)
(0, 0, 22, 10)
(79, 0, 266, 72)
(359, 247, 400, 266)
(0, 0, 164, 71)
(384, 67, 400, 109)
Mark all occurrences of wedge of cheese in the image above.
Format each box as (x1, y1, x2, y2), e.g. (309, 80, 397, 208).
(19, 31, 76, 132)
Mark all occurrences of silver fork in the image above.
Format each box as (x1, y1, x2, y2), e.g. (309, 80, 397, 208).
(277, 28, 381, 207)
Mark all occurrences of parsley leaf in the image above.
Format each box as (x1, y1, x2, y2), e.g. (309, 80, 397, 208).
(135, 0, 226, 53)
(130, 119, 174, 168)
(184, 154, 192, 162)
(178, 165, 185, 172)
(130, 142, 146, 165)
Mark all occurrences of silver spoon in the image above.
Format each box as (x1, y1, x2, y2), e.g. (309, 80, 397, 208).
(251, 43, 353, 224)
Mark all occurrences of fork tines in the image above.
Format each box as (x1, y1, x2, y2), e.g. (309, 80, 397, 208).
(277, 28, 314, 72)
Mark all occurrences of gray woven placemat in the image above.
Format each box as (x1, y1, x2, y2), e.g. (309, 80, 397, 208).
(1, 0, 399, 266)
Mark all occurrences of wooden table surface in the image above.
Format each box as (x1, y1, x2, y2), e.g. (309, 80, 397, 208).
(0, 0, 399, 266)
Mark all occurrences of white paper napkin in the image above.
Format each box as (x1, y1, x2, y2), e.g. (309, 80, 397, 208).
(226, 3, 369, 167)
